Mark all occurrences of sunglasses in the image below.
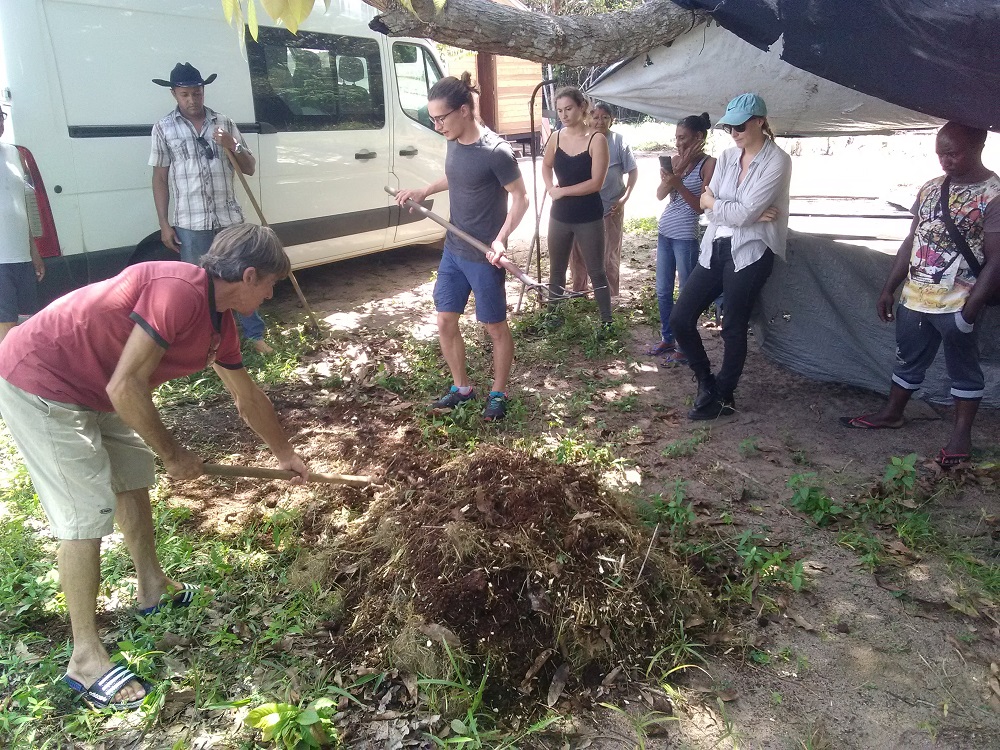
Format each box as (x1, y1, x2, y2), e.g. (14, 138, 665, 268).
(195, 136, 215, 160)
(722, 118, 756, 135)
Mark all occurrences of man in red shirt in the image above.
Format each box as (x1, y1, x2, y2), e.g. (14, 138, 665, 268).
(0, 225, 308, 710)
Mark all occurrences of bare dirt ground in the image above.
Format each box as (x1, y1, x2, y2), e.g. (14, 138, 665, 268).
(159, 223, 1000, 749)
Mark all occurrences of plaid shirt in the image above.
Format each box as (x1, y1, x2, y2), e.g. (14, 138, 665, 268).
(148, 106, 246, 230)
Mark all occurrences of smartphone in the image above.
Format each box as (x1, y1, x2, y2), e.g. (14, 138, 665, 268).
(658, 155, 673, 174)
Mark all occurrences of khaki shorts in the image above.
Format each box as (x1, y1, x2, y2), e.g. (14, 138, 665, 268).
(0, 376, 155, 539)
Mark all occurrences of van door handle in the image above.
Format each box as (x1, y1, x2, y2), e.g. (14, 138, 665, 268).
(355, 150, 377, 160)
(398, 147, 418, 157)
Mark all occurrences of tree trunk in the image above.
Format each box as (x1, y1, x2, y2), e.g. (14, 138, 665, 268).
(364, 0, 709, 66)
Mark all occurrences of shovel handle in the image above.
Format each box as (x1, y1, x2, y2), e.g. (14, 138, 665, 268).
(385, 186, 544, 290)
(202, 463, 371, 488)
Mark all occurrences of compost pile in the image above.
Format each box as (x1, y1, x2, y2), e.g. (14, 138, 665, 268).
(323, 445, 714, 696)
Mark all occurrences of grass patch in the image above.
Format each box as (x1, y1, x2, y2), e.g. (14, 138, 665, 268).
(623, 216, 658, 235)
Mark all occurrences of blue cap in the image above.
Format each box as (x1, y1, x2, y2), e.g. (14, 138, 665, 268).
(717, 93, 767, 126)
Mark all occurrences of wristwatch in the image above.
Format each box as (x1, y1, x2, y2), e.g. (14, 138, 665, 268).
(234, 142, 245, 155)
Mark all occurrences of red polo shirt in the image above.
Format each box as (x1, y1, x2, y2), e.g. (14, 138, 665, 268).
(0, 262, 242, 412)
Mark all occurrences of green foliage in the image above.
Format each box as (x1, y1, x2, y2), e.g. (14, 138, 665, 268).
(661, 429, 710, 458)
(511, 299, 627, 360)
(738, 437, 760, 458)
(648, 480, 695, 539)
(623, 216, 658, 235)
(788, 473, 843, 526)
(155, 322, 316, 408)
(882, 453, 918, 500)
(837, 531, 884, 572)
(245, 697, 339, 749)
(734, 531, 804, 591)
(418, 643, 558, 748)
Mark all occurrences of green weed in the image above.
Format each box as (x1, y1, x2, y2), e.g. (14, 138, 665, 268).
(646, 480, 695, 539)
(661, 429, 710, 458)
(245, 697, 340, 748)
(623, 216, 658, 235)
(788, 473, 844, 526)
(738, 437, 760, 458)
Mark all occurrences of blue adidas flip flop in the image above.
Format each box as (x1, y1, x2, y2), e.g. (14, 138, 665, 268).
(64, 665, 150, 711)
(138, 582, 201, 616)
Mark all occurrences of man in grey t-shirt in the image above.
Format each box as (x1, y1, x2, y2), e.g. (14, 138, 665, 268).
(396, 74, 528, 422)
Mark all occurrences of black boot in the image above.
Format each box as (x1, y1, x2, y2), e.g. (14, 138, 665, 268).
(692, 374, 717, 411)
(689, 376, 735, 420)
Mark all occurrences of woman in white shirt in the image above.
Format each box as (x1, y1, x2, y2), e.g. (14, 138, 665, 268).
(668, 93, 792, 420)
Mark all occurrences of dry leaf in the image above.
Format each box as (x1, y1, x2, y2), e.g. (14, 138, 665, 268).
(946, 599, 980, 618)
(989, 676, 1000, 699)
(789, 613, 817, 632)
(684, 615, 706, 629)
(546, 663, 570, 707)
(519, 649, 555, 694)
(420, 623, 461, 648)
(601, 665, 623, 687)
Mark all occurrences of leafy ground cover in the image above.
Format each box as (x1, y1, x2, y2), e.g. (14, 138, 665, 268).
(1, 229, 999, 749)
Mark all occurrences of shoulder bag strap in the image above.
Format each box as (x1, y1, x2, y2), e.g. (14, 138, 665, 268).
(938, 176, 983, 277)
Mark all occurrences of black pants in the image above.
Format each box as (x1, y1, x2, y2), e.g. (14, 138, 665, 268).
(668, 238, 774, 398)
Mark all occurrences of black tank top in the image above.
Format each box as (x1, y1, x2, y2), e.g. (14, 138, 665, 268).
(551, 131, 604, 224)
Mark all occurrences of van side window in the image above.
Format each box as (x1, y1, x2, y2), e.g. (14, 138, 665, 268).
(247, 28, 386, 131)
(392, 43, 442, 131)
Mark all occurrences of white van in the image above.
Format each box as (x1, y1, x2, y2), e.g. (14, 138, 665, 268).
(0, 0, 449, 302)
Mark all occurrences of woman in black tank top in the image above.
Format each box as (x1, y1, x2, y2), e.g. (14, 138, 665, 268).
(542, 87, 614, 324)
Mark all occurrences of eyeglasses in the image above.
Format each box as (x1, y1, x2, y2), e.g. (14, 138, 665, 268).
(723, 119, 755, 135)
(195, 136, 215, 161)
(429, 108, 458, 126)
(0, 111, 6, 121)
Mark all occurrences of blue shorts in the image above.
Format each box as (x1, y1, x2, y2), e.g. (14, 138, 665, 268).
(433, 249, 507, 324)
(892, 305, 984, 400)
(0, 262, 40, 323)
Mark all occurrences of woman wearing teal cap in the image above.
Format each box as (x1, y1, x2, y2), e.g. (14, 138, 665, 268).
(668, 93, 792, 420)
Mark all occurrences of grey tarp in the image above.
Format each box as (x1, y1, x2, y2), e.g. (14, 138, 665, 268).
(754, 233, 1000, 407)
(587, 21, 944, 137)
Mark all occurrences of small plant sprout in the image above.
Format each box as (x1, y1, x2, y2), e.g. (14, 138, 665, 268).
(788, 473, 844, 526)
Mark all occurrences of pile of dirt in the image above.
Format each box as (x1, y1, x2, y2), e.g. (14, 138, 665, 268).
(312, 445, 714, 700)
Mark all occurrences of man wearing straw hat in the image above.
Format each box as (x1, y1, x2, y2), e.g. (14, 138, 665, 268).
(0, 224, 308, 711)
(150, 62, 273, 354)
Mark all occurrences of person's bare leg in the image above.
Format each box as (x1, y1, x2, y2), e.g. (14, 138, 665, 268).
(853, 383, 911, 427)
(943, 398, 979, 456)
(437, 312, 469, 387)
(115, 487, 180, 610)
(0, 322, 15, 344)
(61, 539, 146, 703)
(484, 321, 514, 393)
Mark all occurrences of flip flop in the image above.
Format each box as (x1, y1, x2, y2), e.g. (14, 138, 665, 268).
(661, 351, 689, 367)
(935, 449, 971, 469)
(646, 340, 676, 356)
(838, 416, 904, 430)
(138, 582, 201, 616)
(64, 665, 150, 711)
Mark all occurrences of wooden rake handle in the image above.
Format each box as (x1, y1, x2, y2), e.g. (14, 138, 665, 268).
(384, 186, 546, 291)
(203, 463, 371, 488)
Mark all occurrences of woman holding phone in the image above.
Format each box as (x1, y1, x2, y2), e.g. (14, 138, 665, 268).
(542, 87, 613, 326)
(649, 112, 716, 362)
(669, 93, 792, 420)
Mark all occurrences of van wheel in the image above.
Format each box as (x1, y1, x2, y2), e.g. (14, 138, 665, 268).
(129, 240, 181, 265)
